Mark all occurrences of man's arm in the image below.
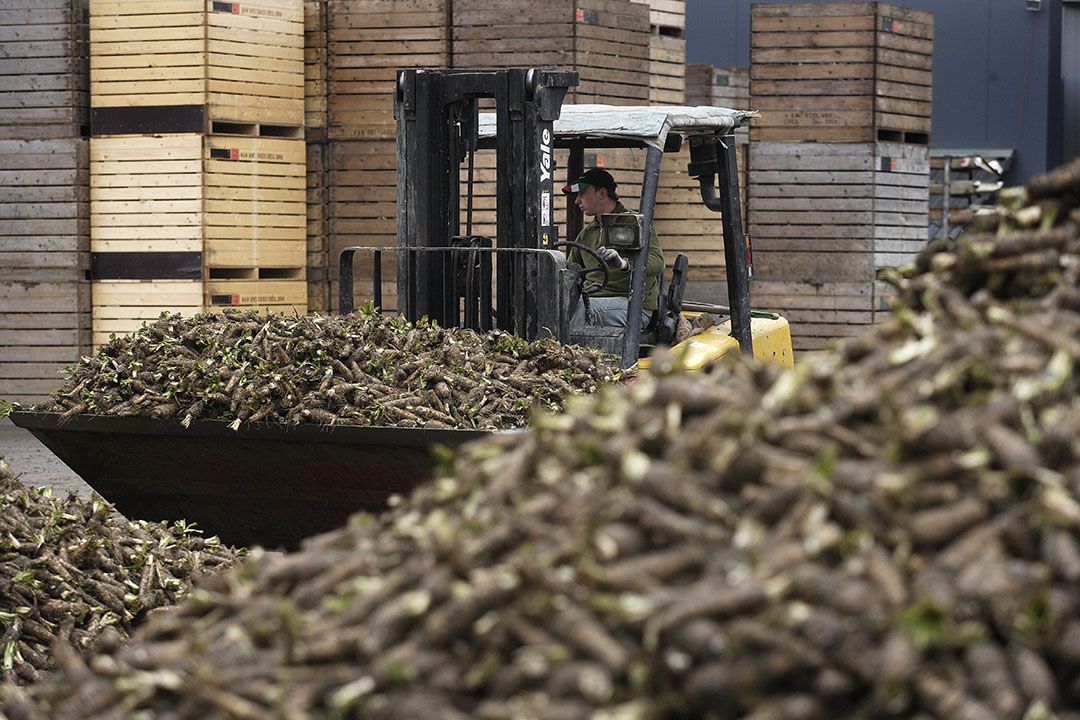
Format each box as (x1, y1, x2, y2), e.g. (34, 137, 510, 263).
(646, 228, 664, 279)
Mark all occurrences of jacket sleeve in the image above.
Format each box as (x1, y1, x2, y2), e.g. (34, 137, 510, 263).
(646, 228, 664, 279)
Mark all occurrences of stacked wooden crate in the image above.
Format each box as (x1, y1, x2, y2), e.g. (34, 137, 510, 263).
(0, 0, 90, 405)
(632, 0, 685, 105)
(685, 65, 749, 143)
(325, 0, 450, 312)
(452, 0, 650, 106)
(747, 2, 932, 351)
(749, 2, 932, 145)
(304, 0, 329, 311)
(89, 0, 307, 348)
(449, 0, 650, 286)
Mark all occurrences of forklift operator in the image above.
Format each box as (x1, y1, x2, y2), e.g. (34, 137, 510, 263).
(562, 168, 665, 330)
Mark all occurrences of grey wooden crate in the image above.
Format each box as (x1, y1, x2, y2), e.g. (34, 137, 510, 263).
(0, 0, 88, 140)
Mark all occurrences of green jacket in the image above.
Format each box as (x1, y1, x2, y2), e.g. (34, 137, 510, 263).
(567, 202, 665, 311)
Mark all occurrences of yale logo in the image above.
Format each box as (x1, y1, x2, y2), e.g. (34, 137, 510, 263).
(539, 128, 552, 183)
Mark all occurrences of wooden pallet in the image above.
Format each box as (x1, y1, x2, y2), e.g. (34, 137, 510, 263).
(452, 0, 650, 107)
(749, 2, 933, 145)
(748, 140, 928, 349)
(327, 0, 449, 141)
(0, 0, 88, 141)
(304, 0, 327, 137)
(90, 0, 305, 130)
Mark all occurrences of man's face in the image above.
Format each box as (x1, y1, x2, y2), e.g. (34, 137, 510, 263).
(575, 184, 606, 216)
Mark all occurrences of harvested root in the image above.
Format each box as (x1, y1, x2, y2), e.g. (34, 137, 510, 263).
(9, 160, 1080, 716)
(0, 463, 240, 685)
(38, 308, 621, 431)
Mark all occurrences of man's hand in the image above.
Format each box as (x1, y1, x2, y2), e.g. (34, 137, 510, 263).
(596, 246, 628, 271)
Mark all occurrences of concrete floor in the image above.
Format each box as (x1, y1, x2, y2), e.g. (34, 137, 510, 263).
(1, 418, 92, 497)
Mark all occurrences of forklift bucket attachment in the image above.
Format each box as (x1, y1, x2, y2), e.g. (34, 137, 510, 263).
(9, 412, 516, 550)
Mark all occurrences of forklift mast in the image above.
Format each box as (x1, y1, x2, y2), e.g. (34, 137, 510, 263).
(394, 68, 578, 338)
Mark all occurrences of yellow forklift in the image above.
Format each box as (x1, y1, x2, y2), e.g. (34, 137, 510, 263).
(13, 69, 793, 549)
(339, 68, 793, 371)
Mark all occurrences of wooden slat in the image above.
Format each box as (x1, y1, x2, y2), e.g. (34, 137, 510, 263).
(88, 0, 304, 126)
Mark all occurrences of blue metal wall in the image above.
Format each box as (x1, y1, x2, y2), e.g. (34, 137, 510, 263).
(686, 0, 1065, 182)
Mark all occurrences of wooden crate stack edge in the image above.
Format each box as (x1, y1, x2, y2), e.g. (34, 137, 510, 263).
(749, 1, 933, 145)
(632, 0, 685, 105)
(0, 0, 91, 405)
(324, 0, 452, 313)
(748, 2, 932, 352)
(89, 0, 308, 349)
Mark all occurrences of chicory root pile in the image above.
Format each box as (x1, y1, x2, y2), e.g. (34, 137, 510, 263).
(0, 460, 240, 686)
(6, 159, 1080, 717)
(41, 309, 622, 430)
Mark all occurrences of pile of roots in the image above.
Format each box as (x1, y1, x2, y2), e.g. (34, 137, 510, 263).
(39, 309, 621, 430)
(0, 466, 240, 686)
(6, 159, 1080, 718)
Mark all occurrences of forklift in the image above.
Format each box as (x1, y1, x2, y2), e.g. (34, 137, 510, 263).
(340, 68, 793, 370)
(11, 69, 793, 550)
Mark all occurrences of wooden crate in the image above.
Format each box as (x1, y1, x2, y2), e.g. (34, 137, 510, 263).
(749, 2, 933, 144)
(748, 140, 928, 350)
(91, 134, 307, 270)
(0, 136, 91, 404)
(90, 0, 305, 131)
(90, 278, 306, 349)
(328, 139, 399, 311)
(631, 0, 684, 30)
(630, 0, 685, 105)
(0, 0, 88, 141)
(751, 279, 876, 351)
(685, 65, 748, 142)
(452, 0, 650, 107)
(89, 132, 308, 345)
(0, 281, 91, 403)
(686, 65, 748, 107)
(306, 140, 330, 312)
(304, 0, 327, 137)
(327, 0, 449, 141)
(648, 30, 684, 105)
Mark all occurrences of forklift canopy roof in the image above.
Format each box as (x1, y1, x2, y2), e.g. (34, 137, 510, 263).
(477, 105, 752, 150)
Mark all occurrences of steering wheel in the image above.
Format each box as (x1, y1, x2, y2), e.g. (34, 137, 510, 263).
(552, 241, 611, 296)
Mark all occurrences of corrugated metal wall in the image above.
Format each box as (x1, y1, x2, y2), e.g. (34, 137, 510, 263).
(1064, 2, 1080, 162)
(686, 0, 1065, 182)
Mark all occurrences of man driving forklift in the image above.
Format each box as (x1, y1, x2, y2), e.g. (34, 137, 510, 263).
(562, 168, 688, 341)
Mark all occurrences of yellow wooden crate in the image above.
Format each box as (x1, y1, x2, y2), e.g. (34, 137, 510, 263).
(91, 278, 306, 348)
(90, 0, 304, 127)
(91, 133, 307, 269)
